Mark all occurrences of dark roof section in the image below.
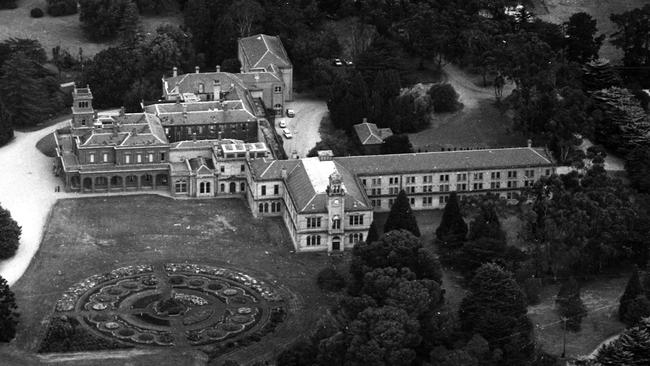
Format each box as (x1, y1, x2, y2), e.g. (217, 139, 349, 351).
(78, 113, 168, 148)
(239, 34, 292, 69)
(334, 147, 554, 175)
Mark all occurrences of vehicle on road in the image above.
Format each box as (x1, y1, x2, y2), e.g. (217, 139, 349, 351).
(332, 58, 343, 67)
(344, 59, 353, 66)
(286, 108, 295, 118)
(282, 128, 293, 139)
(278, 120, 287, 128)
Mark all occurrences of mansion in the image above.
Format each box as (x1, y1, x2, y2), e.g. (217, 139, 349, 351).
(54, 34, 555, 253)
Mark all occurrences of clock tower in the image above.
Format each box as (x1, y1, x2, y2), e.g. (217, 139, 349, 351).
(327, 171, 345, 251)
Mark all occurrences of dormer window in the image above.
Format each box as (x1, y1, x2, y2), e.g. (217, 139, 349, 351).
(198, 83, 204, 93)
(274, 86, 282, 93)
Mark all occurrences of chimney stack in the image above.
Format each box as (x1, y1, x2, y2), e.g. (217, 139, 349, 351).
(119, 106, 125, 116)
(216, 65, 221, 72)
(281, 167, 287, 179)
(192, 132, 197, 142)
(173, 66, 178, 77)
(527, 139, 532, 148)
(362, 117, 367, 123)
(213, 80, 221, 101)
(195, 66, 200, 74)
(182, 104, 187, 117)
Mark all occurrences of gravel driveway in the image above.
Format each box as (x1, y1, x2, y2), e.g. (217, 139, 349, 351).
(276, 96, 329, 159)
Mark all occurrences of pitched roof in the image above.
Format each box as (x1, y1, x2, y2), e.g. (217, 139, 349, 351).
(149, 100, 257, 126)
(334, 147, 554, 176)
(239, 34, 292, 69)
(353, 122, 393, 145)
(78, 113, 168, 148)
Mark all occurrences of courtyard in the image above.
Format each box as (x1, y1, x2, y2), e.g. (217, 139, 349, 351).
(2, 195, 338, 365)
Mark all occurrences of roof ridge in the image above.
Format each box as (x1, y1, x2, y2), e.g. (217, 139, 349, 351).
(300, 194, 318, 212)
(335, 146, 534, 160)
(528, 146, 552, 164)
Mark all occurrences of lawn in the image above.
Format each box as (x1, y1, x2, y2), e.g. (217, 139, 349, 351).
(0, 0, 181, 59)
(529, 276, 627, 358)
(1, 195, 340, 366)
(408, 100, 526, 152)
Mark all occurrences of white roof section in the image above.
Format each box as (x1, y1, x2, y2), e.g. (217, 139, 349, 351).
(302, 157, 340, 194)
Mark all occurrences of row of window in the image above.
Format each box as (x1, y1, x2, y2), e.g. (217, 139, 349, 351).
(174, 180, 246, 194)
(369, 180, 529, 195)
(88, 152, 166, 164)
(306, 215, 364, 228)
(258, 201, 281, 213)
(363, 169, 549, 186)
(305, 234, 364, 247)
(260, 184, 280, 196)
(371, 192, 527, 209)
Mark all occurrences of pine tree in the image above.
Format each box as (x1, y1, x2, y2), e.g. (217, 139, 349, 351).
(435, 192, 467, 244)
(0, 275, 19, 342)
(0, 204, 21, 260)
(620, 268, 645, 322)
(556, 277, 587, 331)
(384, 190, 420, 237)
(596, 318, 650, 366)
(366, 220, 379, 244)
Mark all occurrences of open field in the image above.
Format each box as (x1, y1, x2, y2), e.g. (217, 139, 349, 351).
(537, 0, 648, 62)
(529, 276, 627, 358)
(0, 0, 181, 59)
(1, 195, 340, 366)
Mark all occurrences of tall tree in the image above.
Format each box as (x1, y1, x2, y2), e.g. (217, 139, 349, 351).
(228, 0, 263, 37)
(384, 190, 420, 237)
(79, 0, 139, 41)
(619, 268, 650, 326)
(0, 275, 19, 342)
(0, 205, 20, 260)
(564, 12, 604, 64)
(595, 318, 650, 366)
(366, 219, 380, 244)
(435, 192, 467, 244)
(556, 277, 587, 331)
(610, 5, 650, 85)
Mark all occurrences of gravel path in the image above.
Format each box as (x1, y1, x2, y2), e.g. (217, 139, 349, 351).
(278, 96, 328, 158)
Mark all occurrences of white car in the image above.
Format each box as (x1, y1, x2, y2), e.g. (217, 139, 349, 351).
(283, 128, 293, 139)
(278, 120, 287, 128)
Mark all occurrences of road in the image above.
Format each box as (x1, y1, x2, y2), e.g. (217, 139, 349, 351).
(442, 63, 515, 109)
(276, 95, 329, 159)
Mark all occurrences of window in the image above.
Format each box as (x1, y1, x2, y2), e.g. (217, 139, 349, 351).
(545, 169, 551, 176)
(371, 178, 382, 186)
(371, 199, 381, 208)
(258, 202, 269, 213)
(371, 188, 381, 196)
(306, 235, 321, 246)
(274, 103, 282, 109)
(439, 174, 449, 182)
(473, 172, 483, 180)
(507, 181, 518, 188)
(307, 217, 322, 228)
(349, 233, 363, 244)
(389, 177, 398, 185)
(490, 182, 501, 189)
(137, 154, 142, 163)
(524, 180, 534, 187)
(423, 185, 433, 193)
(125, 155, 131, 164)
(456, 183, 467, 191)
(457, 173, 467, 181)
(361, 179, 367, 187)
(160, 152, 165, 162)
(407, 186, 416, 193)
(271, 202, 281, 212)
(240, 182, 245, 192)
(491, 171, 501, 180)
(89, 153, 95, 163)
(506, 192, 516, 200)
(406, 176, 416, 184)
(274, 184, 279, 195)
(409, 197, 415, 205)
(148, 153, 154, 163)
(525, 169, 535, 178)
(261, 185, 266, 196)
(102, 153, 108, 162)
(423, 175, 433, 183)
(332, 218, 341, 230)
(186, 127, 192, 134)
(439, 195, 449, 204)
(174, 179, 187, 193)
(439, 184, 450, 192)
(274, 86, 282, 92)
(507, 170, 518, 179)
(388, 198, 395, 207)
(220, 166, 225, 173)
(349, 215, 364, 226)
(240, 164, 245, 173)
(422, 196, 433, 207)
(473, 183, 483, 190)
(389, 187, 399, 195)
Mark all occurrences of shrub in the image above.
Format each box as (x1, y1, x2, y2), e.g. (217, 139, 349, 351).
(47, 0, 78, 16)
(30, 8, 44, 18)
(0, 205, 20, 260)
(0, 0, 17, 10)
(316, 268, 346, 292)
(428, 83, 462, 113)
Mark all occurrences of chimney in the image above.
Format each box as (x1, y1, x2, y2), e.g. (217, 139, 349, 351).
(173, 66, 178, 77)
(281, 167, 287, 179)
(192, 132, 197, 142)
(195, 66, 200, 74)
(254, 73, 259, 82)
(362, 117, 367, 124)
(119, 106, 125, 116)
(213, 80, 221, 101)
(175, 95, 181, 104)
(216, 65, 221, 72)
(527, 139, 532, 148)
(182, 104, 187, 117)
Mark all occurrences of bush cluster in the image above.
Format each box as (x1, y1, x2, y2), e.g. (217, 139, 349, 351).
(30, 8, 44, 18)
(47, 0, 77, 16)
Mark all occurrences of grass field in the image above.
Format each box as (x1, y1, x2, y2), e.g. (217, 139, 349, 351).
(1, 195, 340, 366)
(0, 0, 181, 59)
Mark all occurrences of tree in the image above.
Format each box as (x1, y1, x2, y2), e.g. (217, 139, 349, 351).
(47, 0, 77, 16)
(79, 0, 139, 41)
(565, 12, 604, 64)
(556, 277, 587, 331)
(277, 340, 317, 366)
(119, 0, 141, 45)
(619, 268, 650, 326)
(436, 192, 467, 244)
(80, 47, 141, 108)
(428, 83, 462, 113)
(626, 145, 650, 194)
(459, 263, 533, 363)
(468, 204, 506, 243)
(0, 275, 19, 342)
(0, 205, 20, 260)
(228, 0, 263, 37)
(380, 134, 413, 155)
(610, 5, 650, 84)
(366, 219, 380, 244)
(384, 190, 420, 237)
(0, 99, 13, 147)
(595, 318, 650, 366)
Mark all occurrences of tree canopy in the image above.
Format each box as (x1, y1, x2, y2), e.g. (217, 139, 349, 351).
(0, 275, 19, 342)
(384, 190, 420, 237)
(0, 204, 20, 260)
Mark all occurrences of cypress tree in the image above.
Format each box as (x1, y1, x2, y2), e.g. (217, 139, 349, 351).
(0, 204, 21, 260)
(384, 190, 420, 237)
(619, 267, 644, 321)
(468, 204, 505, 243)
(435, 191, 467, 244)
(0, 275, 19, 342)
(366, 220, 379, 244)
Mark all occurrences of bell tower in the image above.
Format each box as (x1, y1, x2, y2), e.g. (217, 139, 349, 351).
(327, 171, 345, 251)
(71, 85, 95, 128)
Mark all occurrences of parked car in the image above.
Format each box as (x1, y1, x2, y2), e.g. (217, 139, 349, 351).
(286, 108, 295, 118)
(332, 58, 343, 67)
(282, 128, 293, 138)
(278, 120, 287, 128)
(344, 59, 353, 66)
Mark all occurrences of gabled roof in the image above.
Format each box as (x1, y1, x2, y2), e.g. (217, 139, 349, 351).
(335, 147, 554, 176)
(78, 113, 168, 148)
(239, 34, 292, 69)
(353, 122, 393, 145)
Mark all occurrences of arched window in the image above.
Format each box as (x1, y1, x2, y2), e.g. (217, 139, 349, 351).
(221, 183, 225, 192)
(259, 203, 264, 213)
(263, 202, 269, 213)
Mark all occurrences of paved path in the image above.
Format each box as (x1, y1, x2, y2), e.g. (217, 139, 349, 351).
(278, 96, 328, 159)
(0, 112, 117, 286)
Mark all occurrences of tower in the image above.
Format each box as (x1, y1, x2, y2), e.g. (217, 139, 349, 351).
(327, 170, 345, 251)
(71, 85, 95, 128)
